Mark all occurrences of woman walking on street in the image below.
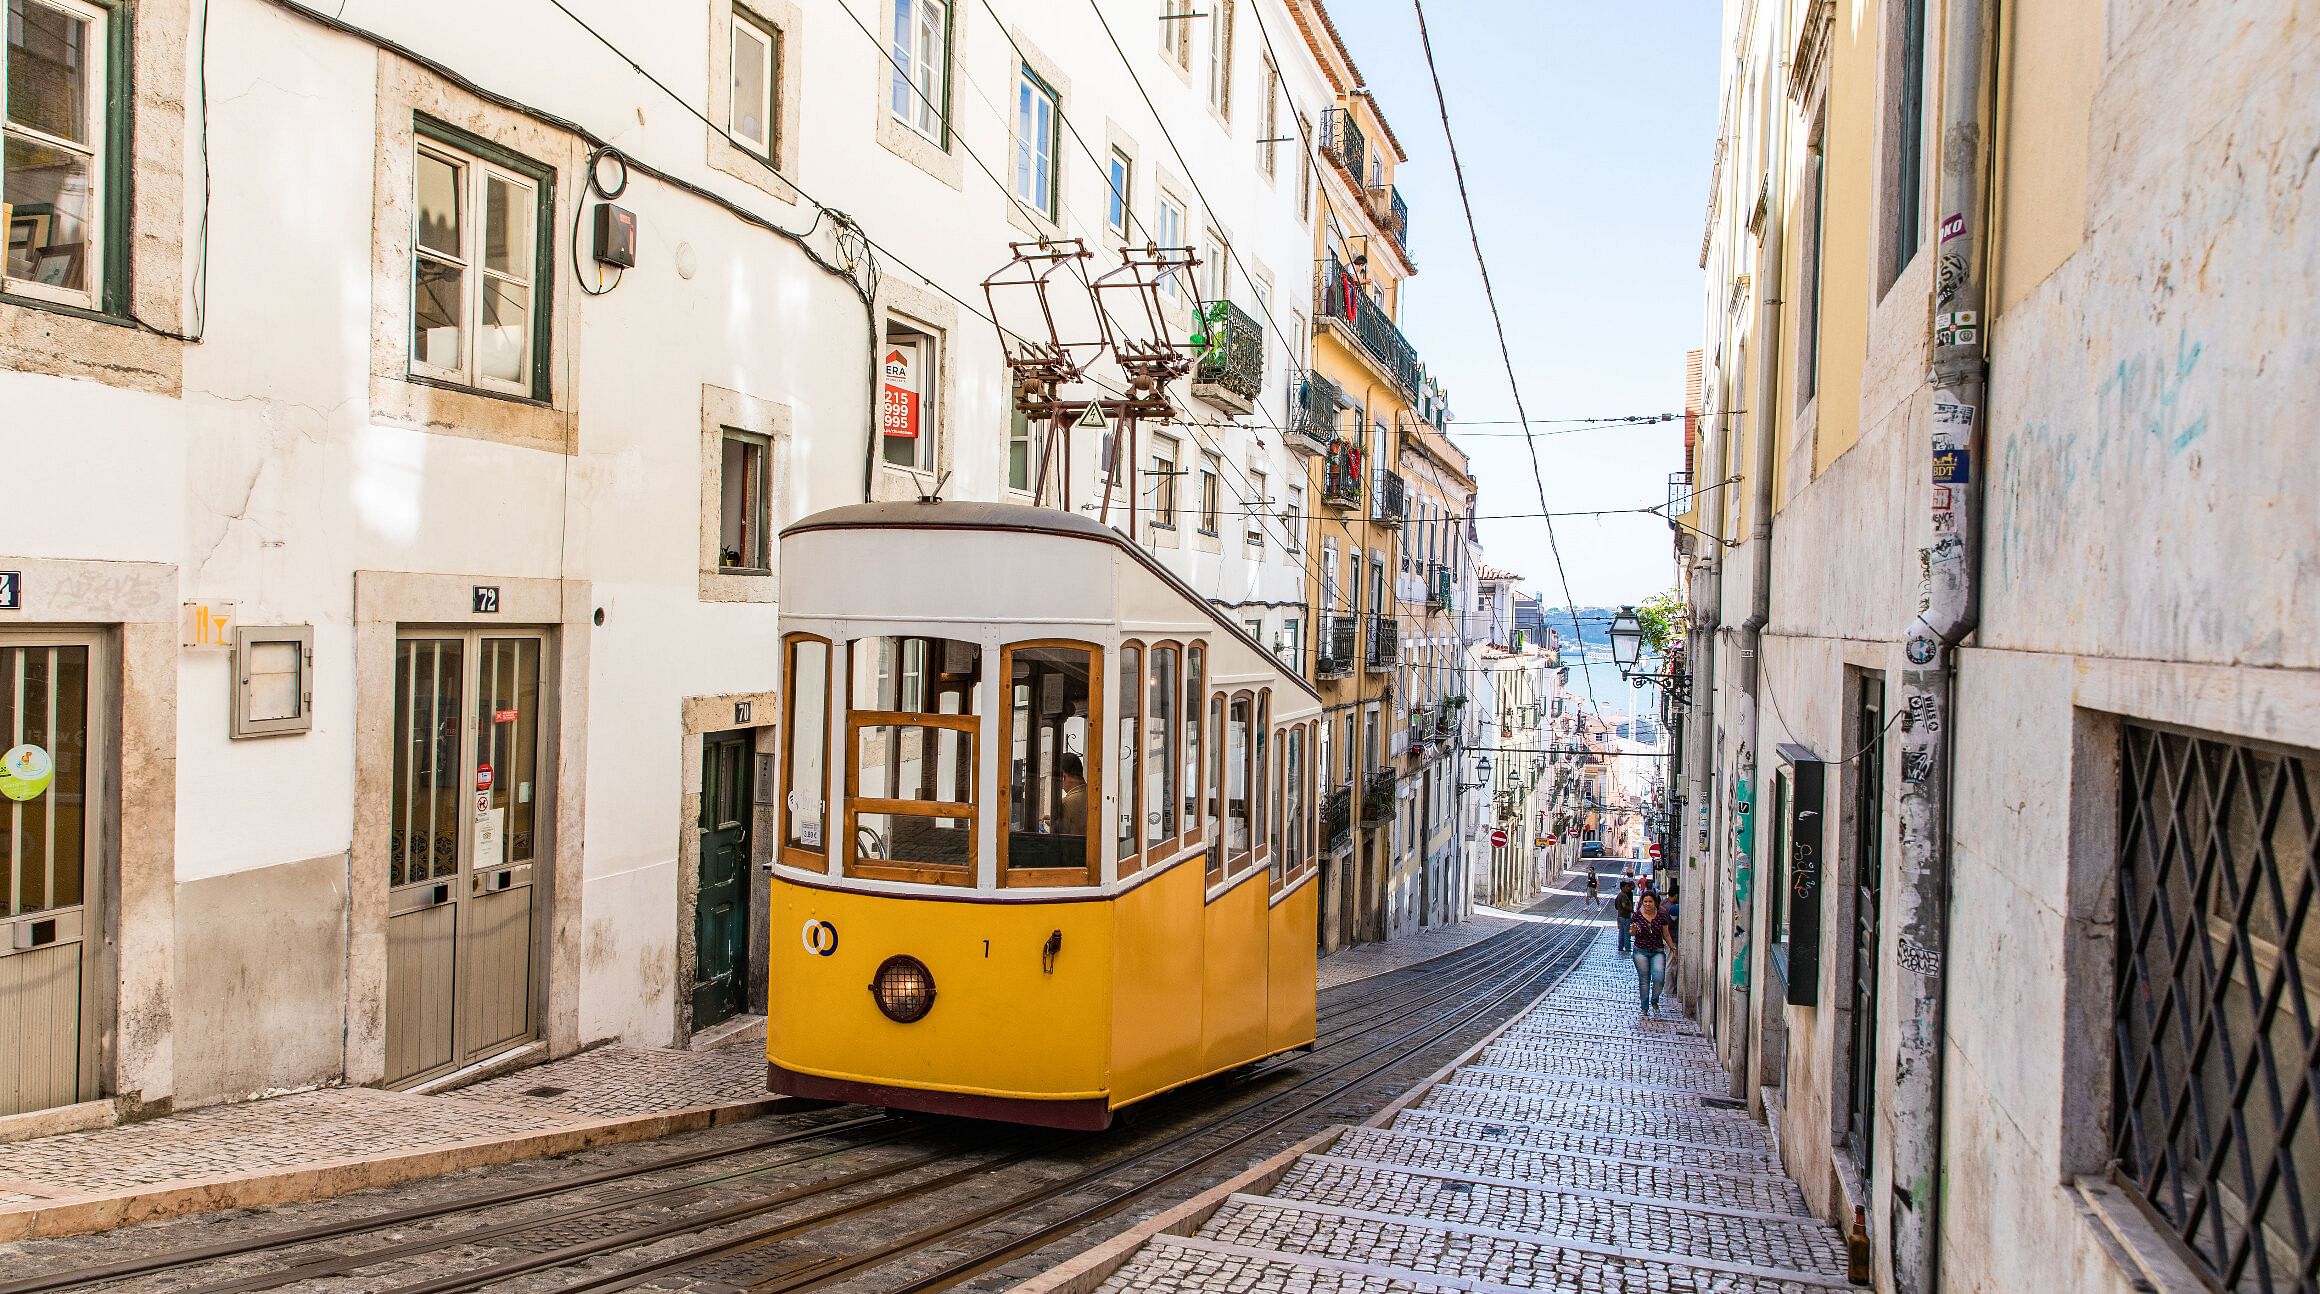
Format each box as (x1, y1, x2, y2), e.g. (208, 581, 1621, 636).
(1585, 868, 1600, 909)
(1630, 892, 1673, 1016)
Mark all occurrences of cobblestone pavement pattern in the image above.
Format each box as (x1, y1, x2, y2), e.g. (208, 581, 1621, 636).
(0, 1042, 769, 1201)
(1096, 931, 1852, 1293)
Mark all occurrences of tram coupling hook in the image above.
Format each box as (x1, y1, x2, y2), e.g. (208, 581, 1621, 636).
(1042, 929, 1063, 974)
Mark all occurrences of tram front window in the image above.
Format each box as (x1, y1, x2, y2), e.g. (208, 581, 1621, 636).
(847, 636, 981, 882)
(1002, 642, 1098, 882)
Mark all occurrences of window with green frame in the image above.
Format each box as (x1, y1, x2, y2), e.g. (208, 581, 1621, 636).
(2, 0, 131, 317)
(409, 118, 555, 401)
(1012, 65, 1058, 220)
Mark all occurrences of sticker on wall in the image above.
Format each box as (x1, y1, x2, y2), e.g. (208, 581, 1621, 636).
(476, 763, 495, 792)
(0, 744, 53, 801)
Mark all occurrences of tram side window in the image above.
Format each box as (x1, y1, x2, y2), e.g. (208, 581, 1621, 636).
(1117, 645, 1142, 871)
(848, 635, 982, 881)
(1182, 644, 1205, 848)
(784, 635, 830, 862)
(1003, 642, 1099, 880)
(1274, 724, 1305, 891)
(1253, 691, 1270, 871)
(1225, 694, 1252, 867)
(1146, 645, 1178, 855)
(1205, 692, 1226, 884)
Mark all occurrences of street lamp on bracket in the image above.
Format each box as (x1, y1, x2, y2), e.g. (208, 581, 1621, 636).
(1609, 604, 1693, 709)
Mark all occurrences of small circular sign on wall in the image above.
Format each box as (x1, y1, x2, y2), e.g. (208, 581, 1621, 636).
(0, 744, 54, 802)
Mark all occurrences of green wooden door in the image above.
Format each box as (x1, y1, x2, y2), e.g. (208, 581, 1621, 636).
(693, 732, 753, 1028)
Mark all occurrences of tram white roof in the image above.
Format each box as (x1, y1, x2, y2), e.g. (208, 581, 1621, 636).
(782, 501, 1318, 702)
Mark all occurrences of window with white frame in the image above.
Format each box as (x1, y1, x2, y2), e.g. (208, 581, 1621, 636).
(1150, 434, 1178, 524)
(1297, 114, 1314, 220)
(719, 430, 771, 572)
(2, 0, 110, 308)
(411, 129, 550, 398)
(1199, 452, 1221, 534)
(1013, 66, 1058, 219)
(1207, 0, 1234, 119)
(729, 8, 780, 159)
(1155, 191, 1185, 296)
(1283, 482, 1303, 552)
(1202, 230, 1228, 303)
(881, 316, 939, 471)
(1106, 147, 1132, 238)
(889, 0, 949, 144)
(1259, 58, 1280, 177)
(1007, 408, 1032, 493)
(1160, 0, 1191, 70)
(1246, 467, 1268, 548)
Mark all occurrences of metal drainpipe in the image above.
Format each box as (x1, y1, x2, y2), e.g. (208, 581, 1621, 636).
(1730, 22, 1793, 1104)
(1891, 0, 1994, 1287)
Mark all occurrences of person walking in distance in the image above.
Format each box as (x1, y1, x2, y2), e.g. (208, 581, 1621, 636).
(1630, 891, 1674, 1016)
(1585, 867, 1601, 909)
(1613, 879, 1636, 956)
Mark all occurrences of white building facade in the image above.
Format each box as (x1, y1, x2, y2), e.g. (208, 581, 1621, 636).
(0, 0, 1342, 1120)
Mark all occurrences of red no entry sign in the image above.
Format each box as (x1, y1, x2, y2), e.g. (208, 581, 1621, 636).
(1649, 843, 1663, 860)
(1490, 828, 1508, 848)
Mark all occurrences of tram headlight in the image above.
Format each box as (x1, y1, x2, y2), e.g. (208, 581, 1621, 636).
(869, 954, 937, 1023)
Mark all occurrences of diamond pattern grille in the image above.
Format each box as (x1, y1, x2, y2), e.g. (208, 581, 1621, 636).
(2113, 724, 2320, 1291)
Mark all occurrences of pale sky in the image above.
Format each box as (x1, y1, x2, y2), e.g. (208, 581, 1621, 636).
(1326, 1, 1720, 607)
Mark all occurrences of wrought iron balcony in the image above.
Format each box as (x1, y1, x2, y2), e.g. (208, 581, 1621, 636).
(1321, 783, 1353, 853)
(1365, 613, 1399, 670)
(1315, 612, 1358, 679)
(1317, 255, 1422, 398)
(1190, 298, 1264, 415)
(1322, 439, 1364, 508)
(1362, 768, 1398, 822)
(1292, 371, 1347, 456)
(1320, 106, 1366, 184)
(1373, 470, 1407, 527)
(1366, 184, 1411, 253)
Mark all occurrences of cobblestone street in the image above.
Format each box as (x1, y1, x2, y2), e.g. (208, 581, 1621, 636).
(0, 1042, 779, 1236)
(1093, 932, 1849, 1292)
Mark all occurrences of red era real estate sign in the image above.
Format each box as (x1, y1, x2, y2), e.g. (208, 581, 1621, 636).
(880, 348, 920, 440)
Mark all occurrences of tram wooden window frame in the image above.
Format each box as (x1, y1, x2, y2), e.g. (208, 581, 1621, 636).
(780, 631, 833, 872)
(1205, 691, 1226, 886)
(1224, 689, 1257, 879)
(996, 638, 1102, 889)
(842, 635, 982, 887)
(1148, 640, 1182, 861)
(1118, 641, 1144, 878)
(1181, 643, 1206, 859)
(844, 709, 977, 887)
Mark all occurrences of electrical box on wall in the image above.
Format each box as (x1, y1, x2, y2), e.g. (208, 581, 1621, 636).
(593, 203, 637, 268)
(231, 625, 315, 739)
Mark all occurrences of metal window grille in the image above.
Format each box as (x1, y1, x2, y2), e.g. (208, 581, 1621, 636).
(2112, 723, 2320, 1291)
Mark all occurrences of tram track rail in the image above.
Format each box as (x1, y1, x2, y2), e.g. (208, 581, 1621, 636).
(13, 890, 1600, 1294)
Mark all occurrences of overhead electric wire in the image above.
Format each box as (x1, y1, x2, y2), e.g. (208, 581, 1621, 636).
(1407, 0, 1605, 723)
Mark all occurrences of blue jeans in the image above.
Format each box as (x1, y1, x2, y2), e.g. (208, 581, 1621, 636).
(1616, 919, 1633, 956)
(1632, 949, 1667, 1011)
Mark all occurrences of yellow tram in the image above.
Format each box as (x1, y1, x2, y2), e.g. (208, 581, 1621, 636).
(765, 501, 1323, 1129)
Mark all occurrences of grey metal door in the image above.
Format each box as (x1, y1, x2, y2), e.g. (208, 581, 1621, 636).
(0, 635, 101, 1116)
(386, 632, 548, 1086)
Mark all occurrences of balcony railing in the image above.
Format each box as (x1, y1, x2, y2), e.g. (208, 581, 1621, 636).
(1292, 371, 1347, 455)
(1190, 299, 1264, 414)
(1321, 783, 1354, 853)
(1317, 255, 1422, 398)
(1362, 768, 1398, 822)
(1322, 440, 1364, 508)
(1366, 614, 1398, 670)
(1320, 106, 1366, 184)
(1373, 470, 1406, 527)
(1316, 612, 1358, 679)
(1366, 184, 1410, 253)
